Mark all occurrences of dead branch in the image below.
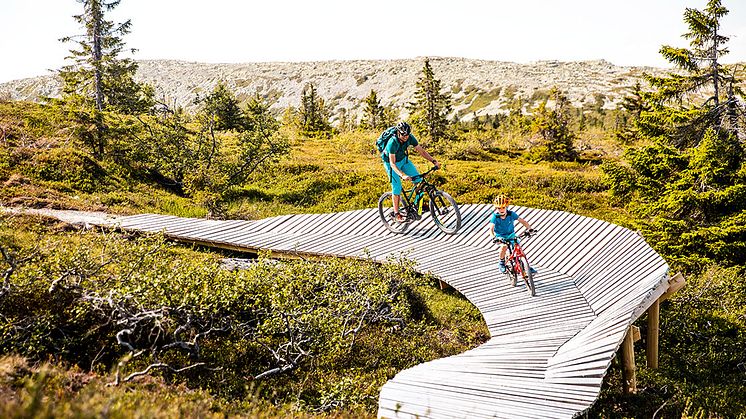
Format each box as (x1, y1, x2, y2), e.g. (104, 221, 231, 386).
(108, 360, 206, 386)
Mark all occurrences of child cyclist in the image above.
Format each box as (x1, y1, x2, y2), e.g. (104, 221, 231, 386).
(487, 194, 537, 273)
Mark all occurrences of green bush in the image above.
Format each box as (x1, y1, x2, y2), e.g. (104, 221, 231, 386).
(0, 148, 11, 181)
(0, 215, 488, 415)
(29, 148, 106, 193)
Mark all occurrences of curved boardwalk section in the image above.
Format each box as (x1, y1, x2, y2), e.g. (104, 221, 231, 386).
(66, 204, 669, 418)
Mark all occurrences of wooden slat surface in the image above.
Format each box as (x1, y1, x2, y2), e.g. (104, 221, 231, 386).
(68, 204, 669, 419)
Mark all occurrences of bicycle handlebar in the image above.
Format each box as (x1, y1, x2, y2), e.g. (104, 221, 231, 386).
(492, 229, 538, 244)
(411, 166, 439, 182)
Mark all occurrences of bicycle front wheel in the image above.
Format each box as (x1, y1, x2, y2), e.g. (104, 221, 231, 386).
(429, 190, 461, 234)
(378, 192, 411, 234)
(506, 259, 517, 287)
(518, 256, 536, 296)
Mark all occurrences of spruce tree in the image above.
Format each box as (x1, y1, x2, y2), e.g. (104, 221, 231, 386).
(409, 58, 452, 142)
(362, 90, 387, 130)
(194, 82, 248, 132)
(602, 0, 746, 270)
(59, 0, 152, 156)
(60, 0, 151, 113)
(530, 88, 577, 161)
(641, 0, 743, 147)
(298, 83, 332, 136)
(614, 82, 648, 144)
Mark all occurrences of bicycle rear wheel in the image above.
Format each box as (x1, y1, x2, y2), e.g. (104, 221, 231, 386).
(429, 190, 461, 234)
(518, 256, 536, 296)
(378, 192, 411, 234)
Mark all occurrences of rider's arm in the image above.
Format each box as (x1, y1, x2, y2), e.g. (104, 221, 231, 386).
(389, 153, 411, 180)
(413, 145, 439, 168)
(487, 222, 495, 237)
(517, 217, 532, 231)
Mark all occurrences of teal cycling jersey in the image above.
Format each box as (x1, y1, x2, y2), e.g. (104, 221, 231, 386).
(382, 134, 418, 163)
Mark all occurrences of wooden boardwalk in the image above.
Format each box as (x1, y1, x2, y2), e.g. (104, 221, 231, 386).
(53, 204, 670, 418)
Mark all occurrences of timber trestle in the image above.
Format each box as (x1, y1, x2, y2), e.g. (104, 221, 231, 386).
(28, 204, 672, 418)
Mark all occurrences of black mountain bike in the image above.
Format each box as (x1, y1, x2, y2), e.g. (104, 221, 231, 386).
(378, 167, 461, 234)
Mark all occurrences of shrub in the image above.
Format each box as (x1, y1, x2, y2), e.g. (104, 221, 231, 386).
(29, 148, 106, 193)
(0, 216, 488, 415)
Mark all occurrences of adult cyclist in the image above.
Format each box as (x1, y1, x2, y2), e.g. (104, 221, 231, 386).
(380, 121, 439, 222)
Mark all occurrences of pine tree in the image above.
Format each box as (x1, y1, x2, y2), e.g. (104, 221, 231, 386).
(298, 83, 332, 136)
(409, 58, 452, 142)
(361, 90, 387, 130)
(641, 0, 744, 147)
(530, 88, 577, 161)
(59, 0, 153, 156)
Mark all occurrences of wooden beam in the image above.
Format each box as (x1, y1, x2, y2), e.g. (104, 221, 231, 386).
(439, 279, 452, 290)
(622, 326, 637, 394)
(660, 272, 686, 302)
(647, 300, 660, 369)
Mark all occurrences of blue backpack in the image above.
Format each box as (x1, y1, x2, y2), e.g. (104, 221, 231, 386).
(375, 127, 397, 154)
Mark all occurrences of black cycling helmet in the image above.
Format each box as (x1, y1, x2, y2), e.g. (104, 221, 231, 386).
(396, 121, 411, 136)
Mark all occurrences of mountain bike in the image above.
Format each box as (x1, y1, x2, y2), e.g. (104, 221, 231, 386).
(494, 230, 537, 296)
(377, 167, 461, 235)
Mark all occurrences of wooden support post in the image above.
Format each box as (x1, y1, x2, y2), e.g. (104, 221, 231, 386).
(622, 326, 637, 394)
(647, 299, 660, 369)
(438, 279, 451, 290)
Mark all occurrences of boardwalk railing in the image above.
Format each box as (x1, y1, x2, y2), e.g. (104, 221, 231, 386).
(29, 205, 670, 419)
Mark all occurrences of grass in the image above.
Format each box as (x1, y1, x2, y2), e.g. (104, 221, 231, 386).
(1, 101, 627, 226)
(463, 88, 503, 114)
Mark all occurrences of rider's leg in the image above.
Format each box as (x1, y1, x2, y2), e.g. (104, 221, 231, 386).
(398, 160, 421, 185)
(396, 161, 420, 220)
(499, 244, 507, 260)
(498, 243, 508, 273)
(384, 161, 404, 215)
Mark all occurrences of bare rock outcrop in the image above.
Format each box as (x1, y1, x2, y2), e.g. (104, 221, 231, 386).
(0, 57, 665, 122)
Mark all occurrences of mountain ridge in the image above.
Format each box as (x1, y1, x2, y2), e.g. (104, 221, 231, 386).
(0, 57, 668, 122)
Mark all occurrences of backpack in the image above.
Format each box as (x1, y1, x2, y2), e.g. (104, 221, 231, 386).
(375, 127, 397, 154)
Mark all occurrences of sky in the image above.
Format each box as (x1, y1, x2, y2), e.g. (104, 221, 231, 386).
(1, 0, 746, 83)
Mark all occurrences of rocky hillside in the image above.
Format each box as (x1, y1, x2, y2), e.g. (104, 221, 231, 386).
(0, 57, 666, 122)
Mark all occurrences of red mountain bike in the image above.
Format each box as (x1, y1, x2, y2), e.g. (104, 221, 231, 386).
(494, 230, 537, 296)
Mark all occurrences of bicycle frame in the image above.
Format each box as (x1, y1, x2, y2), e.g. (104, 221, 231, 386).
(378, 166, 461, 235)
(495, 231, 535, 291)
(505, 239, 528, 277)
(398, 168, 438, 221)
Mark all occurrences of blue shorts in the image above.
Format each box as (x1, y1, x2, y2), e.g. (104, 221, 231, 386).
(383, 159, 421, 195)
(494, 232, 517, 242)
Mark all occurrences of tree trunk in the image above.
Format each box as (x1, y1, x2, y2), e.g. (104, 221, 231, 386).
(92, 1, 105, 157)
